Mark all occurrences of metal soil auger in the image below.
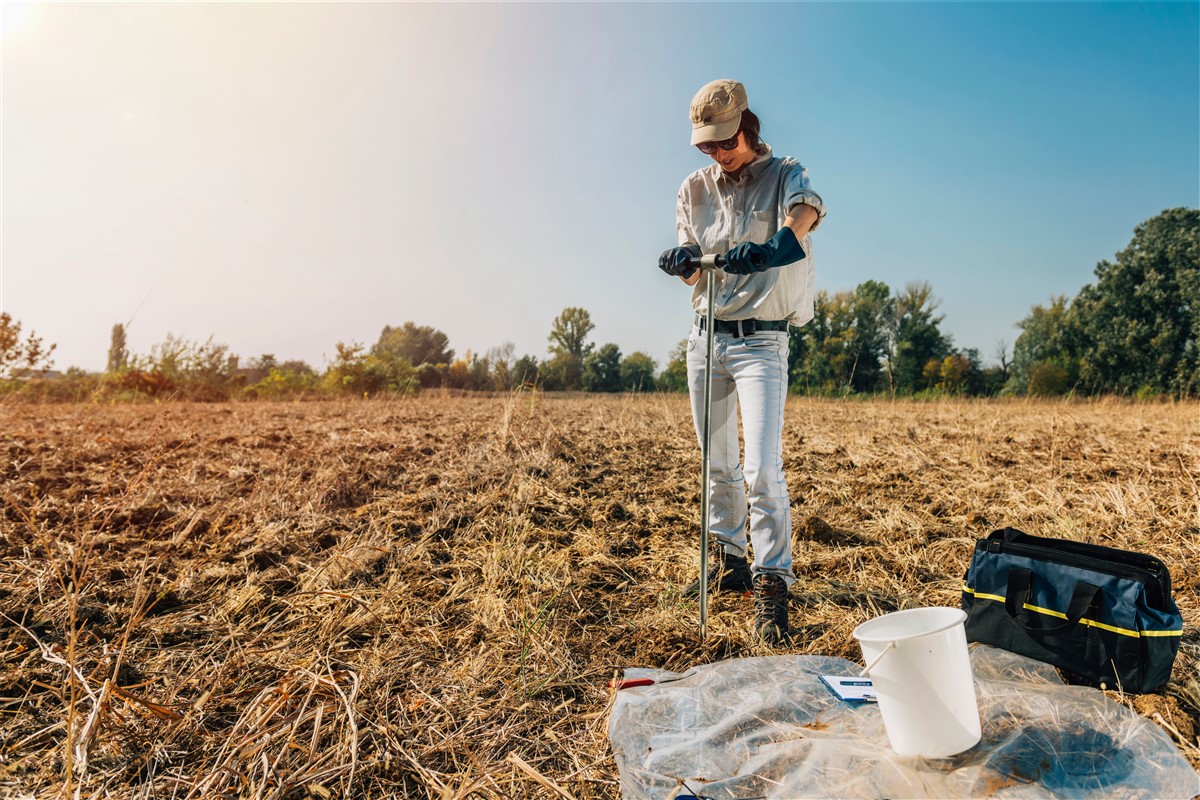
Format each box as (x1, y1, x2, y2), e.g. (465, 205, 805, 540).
(685, 253, 725, 640)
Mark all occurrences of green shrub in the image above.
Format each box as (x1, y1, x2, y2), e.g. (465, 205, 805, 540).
(248, 366, 320, 399)
(1028, 361, 1070, 397)
(116, 369, 176, 397)
(324, 343, 416, 396)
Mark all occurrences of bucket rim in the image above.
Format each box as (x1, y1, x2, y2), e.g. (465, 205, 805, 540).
(851, 606, 967, 644)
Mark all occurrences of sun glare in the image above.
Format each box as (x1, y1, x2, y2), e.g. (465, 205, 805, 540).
(1, 3, 38, 41)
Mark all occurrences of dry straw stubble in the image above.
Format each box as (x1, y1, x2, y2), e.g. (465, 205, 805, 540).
(0, 394, 1197, 798)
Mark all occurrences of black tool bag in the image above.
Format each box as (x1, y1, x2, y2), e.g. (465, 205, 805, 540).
(961, 527, 1183, 693)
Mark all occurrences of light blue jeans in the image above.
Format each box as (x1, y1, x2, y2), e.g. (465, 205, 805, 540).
(687, 326, 795, 587)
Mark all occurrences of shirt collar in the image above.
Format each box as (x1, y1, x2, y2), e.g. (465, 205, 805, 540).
(717, 143, 774, 185)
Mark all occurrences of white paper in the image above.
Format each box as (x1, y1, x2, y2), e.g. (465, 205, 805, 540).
(818, 675, 877, 702)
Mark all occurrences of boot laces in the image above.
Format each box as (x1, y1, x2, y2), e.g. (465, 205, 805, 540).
(754, 574, 787, 625)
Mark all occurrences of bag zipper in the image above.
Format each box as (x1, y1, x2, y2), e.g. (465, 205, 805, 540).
(993, 529, 1170, 590)
(981, 534, 1171, 611)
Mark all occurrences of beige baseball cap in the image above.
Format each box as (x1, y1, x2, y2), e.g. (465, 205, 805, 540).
(690, 79, 748, 145)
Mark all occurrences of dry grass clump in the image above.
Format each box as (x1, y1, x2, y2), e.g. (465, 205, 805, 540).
(1, 394, 1197, 798)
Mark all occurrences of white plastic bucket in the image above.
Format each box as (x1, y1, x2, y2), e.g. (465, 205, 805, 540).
(852, 606, 981, 758)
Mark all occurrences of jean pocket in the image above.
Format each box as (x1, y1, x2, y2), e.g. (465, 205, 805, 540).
(744, 331, 785, 345)
(742, 333, 787, 357)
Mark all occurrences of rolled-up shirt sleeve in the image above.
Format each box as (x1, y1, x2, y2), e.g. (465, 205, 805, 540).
(782, 164, 826, 232)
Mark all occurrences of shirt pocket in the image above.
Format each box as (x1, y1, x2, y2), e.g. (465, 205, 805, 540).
(742, 209, 774, 245)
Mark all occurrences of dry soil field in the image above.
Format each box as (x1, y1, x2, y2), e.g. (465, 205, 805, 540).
(1, 394, 1198, 798)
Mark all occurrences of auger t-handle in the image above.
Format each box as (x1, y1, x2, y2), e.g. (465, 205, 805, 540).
(683, 254, 726, 271)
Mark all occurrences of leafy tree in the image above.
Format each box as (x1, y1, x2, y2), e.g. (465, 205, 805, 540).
(445, 358, 468, 389)
(1028, 361, 1070, 397)
(277, 359, 314, 375)
(620, 351, 658, 392)
(137, 335, 236, 383)
(373, 322, 453, 367)
(936, 353, 972, 394)
(0, 312, 56, 378)
(540, 352, 582, 391)
(251, 360, 319, 397)
(327, 343, 388, 395)
(1006, 296, 1081, 396)
(582, 343, 622, 392)
(115, 334, 239, 399)
(822, 290, 859, 390)
(547, 307, 595, 361)
(446, 350, 490, 390)
(107, 324, 128, 373)
(959, 348, 989, 396)
(811, 282, 894, 393)
(845, 280, 893, 392)
(242, 354, 278, 385)
(141, 334, 186, 378)
(541, 307, 595, 391)
(789, 290, 837, 393)
(487, 342, 516, 390)
(115, 369, 174, 397)
(921, 358, 943, 390)
(415, 363, 445, 388)
(324, 342, 414, 395)
(1073, 208, 1199, 396)
(887, 281, 951, 393)
(469, 352, 491, 390)
(977, 341, 1011, 396)
(980, 365, 1009, 397)
(658, 338, 689, 392)
(994, 341, 1012, 383)
(512, 355, 540, 388)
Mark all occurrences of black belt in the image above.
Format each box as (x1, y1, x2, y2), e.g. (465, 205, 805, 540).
(696, 316, 789, 337)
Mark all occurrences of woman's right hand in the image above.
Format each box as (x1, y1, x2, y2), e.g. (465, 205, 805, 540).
(658, 245, 702, 278)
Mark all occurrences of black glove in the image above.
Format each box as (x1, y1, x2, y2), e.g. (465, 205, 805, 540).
(658, 244, 702, 279)
(723, 227, 806, 275)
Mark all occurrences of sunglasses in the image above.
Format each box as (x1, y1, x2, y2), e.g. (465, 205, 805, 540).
(695, 132, 741, 155)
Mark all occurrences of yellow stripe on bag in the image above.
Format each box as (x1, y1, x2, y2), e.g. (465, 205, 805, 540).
(962, 584, 1182, 639)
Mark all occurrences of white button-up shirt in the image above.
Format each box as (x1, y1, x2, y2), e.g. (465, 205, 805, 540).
(676, 145, 826, 326)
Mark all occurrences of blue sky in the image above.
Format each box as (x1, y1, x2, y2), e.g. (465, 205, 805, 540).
(3, 2, 1197, 373)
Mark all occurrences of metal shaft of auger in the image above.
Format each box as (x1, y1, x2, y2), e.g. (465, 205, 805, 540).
(698, 263, 717, 640)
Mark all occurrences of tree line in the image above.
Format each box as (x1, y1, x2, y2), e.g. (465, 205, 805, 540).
(1006, 208, 1198, 397)
(0, 305, 659, 400)
(787, 208, 1198, 397)
(2, 207, 1195, 400)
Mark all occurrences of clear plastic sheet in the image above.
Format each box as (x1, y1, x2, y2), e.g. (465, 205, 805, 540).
(608, 645, 1200, 799)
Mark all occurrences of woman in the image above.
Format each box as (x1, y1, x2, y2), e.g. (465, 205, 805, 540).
(659, 79, 826, 645)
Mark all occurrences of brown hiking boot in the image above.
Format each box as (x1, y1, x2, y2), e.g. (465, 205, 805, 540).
(754, 574, 789, 645)
(683, 551, 753, 598)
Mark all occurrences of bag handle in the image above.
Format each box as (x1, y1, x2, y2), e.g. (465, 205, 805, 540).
(999, 527, 1026, 543)
(1005, 567, 1101, 635)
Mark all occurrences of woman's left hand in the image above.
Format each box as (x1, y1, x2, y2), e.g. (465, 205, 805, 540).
(723, 227, 806, 275)
(723, 241, 772, 274)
